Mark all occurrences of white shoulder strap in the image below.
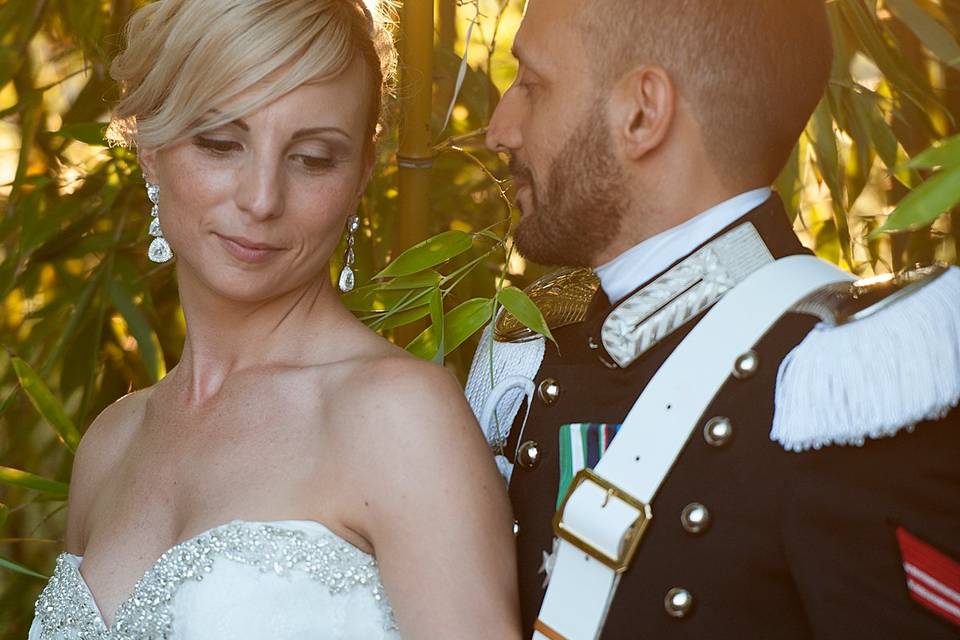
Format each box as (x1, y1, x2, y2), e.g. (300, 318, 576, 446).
(534, 255, 853, 640)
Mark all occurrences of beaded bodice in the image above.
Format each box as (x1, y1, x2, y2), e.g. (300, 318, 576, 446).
(28, 520, 400, 640)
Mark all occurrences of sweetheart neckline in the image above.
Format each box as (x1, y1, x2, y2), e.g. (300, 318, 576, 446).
(66, 518, 373, 630)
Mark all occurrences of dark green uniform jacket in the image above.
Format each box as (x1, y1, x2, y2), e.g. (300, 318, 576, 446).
(506, 198, 960, 639)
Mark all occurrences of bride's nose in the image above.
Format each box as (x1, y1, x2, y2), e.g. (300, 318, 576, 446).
(234, 151, 284, 221)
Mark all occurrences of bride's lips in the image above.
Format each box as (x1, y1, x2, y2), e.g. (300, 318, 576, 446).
(215, 233, 285, 263)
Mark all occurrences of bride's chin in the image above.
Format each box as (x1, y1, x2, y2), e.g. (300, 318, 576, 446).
(180, 262, 320, 305)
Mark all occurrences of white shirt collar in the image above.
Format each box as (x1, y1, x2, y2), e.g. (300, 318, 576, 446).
(595, 188, 773, 304)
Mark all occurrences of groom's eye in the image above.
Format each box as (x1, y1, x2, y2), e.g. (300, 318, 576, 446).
(517, 80, 540, 100)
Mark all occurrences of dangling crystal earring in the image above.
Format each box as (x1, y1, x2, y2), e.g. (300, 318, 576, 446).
(338, 215, 360, 293)
(146, 181, 174, 263)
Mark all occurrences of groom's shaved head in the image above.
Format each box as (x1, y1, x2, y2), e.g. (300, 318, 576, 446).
(577, 0, 833, 185)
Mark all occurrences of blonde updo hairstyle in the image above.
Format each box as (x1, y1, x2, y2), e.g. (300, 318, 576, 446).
(109, 0, 396, 150)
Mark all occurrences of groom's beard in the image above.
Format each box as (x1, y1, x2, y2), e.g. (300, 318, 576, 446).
(511, 105, 629, 267)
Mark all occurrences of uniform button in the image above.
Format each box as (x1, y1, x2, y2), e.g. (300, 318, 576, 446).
(516, 440, 542, 470)
(538, 378, 561, 405)
(513, 520, 520, 536)
(703, 416, 733, 447)
(680, 503, 711, 534)
(664, 587, 694, 618)
(733, 349, 760, 379)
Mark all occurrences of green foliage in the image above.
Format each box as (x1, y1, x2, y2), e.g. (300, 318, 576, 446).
(778, 0, 960, 273)
(496, 287, 554, 344)
(0, 0, 959, 636)
(0, 466, 69, 498)
(10, 356, 81, 453)
(407, 297, 493, 359)
(373, 230, 475, 278)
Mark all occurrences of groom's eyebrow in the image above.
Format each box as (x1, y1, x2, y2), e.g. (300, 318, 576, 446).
(512, 42, 545, 76)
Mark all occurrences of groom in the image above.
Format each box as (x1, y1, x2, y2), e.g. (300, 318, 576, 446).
(469, 0, 960, 638)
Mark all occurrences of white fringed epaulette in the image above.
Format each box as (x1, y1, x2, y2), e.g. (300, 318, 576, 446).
(772, 264, 960, 452)
(465, 324, 544, 480)
(465, 268, 599, 480)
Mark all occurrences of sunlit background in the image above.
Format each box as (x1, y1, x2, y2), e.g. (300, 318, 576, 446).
(1, 0, 959, 634)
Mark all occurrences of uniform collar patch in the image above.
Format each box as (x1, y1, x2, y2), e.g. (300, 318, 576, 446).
(599, 222, 774, 368)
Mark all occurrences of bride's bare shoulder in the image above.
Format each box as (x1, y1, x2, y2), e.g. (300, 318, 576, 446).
(64, 388, 152, 553)
(328, 350, 485, 459)
(343, 352, 466, 416)
(76, 387, 150, 459)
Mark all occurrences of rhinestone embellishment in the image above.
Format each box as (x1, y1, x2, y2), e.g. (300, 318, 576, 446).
(147, 237, 173, 263)
(338, 215, 360, 293)
(33, 521, 397, 639)
(145, 182, 173, 264)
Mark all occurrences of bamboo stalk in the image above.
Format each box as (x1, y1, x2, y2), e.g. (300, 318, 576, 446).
(396, 0, 435, 343)
(438, 0, 457, 50)
(397, 0, 434, 256)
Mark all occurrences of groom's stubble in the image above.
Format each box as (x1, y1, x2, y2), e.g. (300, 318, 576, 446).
(511, 101, 631, 268)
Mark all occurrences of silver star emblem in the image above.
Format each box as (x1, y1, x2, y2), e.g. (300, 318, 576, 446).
(538, 538, 561, 588)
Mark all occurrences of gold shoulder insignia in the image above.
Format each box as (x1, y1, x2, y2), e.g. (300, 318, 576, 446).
(794, 263, 948, 325)
(495, 267, 600, 343)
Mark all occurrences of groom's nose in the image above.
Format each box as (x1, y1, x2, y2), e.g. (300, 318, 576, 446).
(486, 86, 524, 154)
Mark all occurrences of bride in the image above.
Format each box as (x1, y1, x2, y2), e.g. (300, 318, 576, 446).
(27, 1, 520, 638)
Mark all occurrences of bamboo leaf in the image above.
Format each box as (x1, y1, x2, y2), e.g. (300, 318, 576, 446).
(847, 89, 903, 176)
(0, 556, 48, 580)
(0, 466, 69, 499)
(11, 358, 81, 453)
(775, 139, 803, 220)
(42, 266, 105, 375)
(108, 279, 166, 383)
(886, 0, 960, 69)
(405, 298, 492, 360)
(905, 134, 960, 170)
(442, 298, 493, 354)
(343, 286, 425, 312)
(374, 231, 473, 278)
(875, 165, 960, 234)
(497, 287, 555, 344)
(375, 305, 431, 331)
(429, 288, 445, 364)
(50, 122, 107, 146)
(0, 502, 8, 528)
(810, 100, 843, 205)
(378, 270, 443, 290)
(837, 0, 940, 114)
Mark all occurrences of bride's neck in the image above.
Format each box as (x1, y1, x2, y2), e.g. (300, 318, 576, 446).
(170, 269, 344, 405)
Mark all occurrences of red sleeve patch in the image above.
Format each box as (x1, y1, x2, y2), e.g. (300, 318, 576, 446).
(896, 526, 960, 628)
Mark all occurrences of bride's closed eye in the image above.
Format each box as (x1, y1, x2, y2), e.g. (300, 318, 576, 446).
(194, 135, 242, 155)
(292, 154, 336, 172)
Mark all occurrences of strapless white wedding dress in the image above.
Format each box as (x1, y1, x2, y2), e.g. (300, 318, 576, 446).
(27, 519, 400, 639)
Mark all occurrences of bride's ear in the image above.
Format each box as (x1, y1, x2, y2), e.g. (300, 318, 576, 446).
(358, 146, 376, 198)
(139, 147, 159, 183)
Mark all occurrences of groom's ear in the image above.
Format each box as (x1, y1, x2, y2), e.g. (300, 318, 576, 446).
(609, 65, 676, 162)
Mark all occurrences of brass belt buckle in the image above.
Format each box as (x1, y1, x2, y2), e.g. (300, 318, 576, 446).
(552, 469, 652, 574)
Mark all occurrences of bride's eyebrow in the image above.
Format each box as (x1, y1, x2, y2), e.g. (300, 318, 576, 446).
(290, 127, 352, 142)
(195, 110, 351, 141)
(190, 109, 247, 132)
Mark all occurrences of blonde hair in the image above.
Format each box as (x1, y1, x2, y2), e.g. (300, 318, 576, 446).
(109, 0, 396, 149)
